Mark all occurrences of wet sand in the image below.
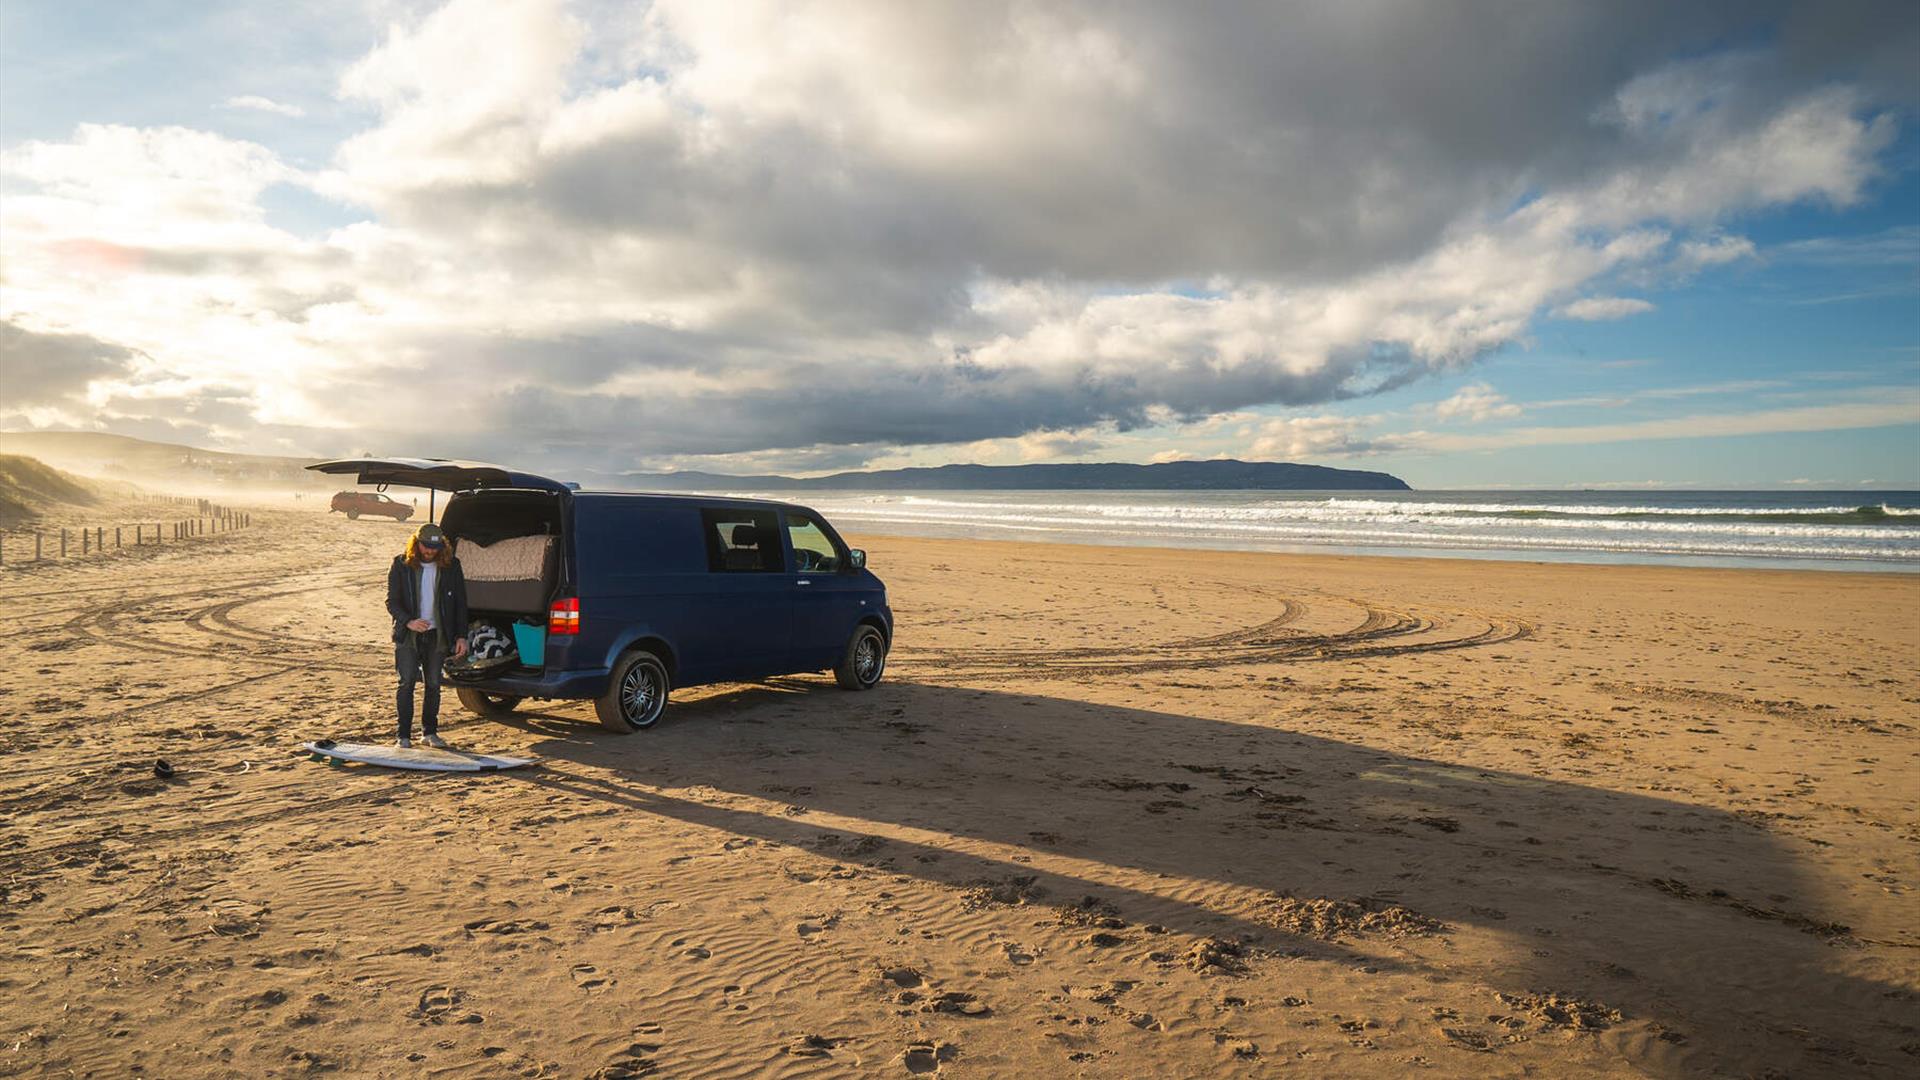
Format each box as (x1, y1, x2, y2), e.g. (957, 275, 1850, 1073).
(1, 505, 1916, 1077)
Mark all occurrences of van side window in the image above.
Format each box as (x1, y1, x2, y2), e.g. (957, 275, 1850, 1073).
(785, 512, 841, 573)
(701, 509, 782, 572)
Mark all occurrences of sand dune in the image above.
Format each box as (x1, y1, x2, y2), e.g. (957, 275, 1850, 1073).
(1, 508, 1915, 1077)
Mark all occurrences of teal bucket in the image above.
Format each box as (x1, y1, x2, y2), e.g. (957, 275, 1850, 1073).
(512, 622, 546, 666)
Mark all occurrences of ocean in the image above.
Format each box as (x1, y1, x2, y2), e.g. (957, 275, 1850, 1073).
(761, 489, 1920, 572)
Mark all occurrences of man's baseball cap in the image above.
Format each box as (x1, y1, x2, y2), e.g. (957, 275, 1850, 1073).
(415, 523, 448, 548)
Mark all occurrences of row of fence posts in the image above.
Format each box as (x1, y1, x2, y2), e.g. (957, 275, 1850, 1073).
(0, 508, 252, 566)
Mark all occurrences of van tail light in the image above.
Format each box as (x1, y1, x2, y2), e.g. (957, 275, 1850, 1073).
(548, 597, 580, 636)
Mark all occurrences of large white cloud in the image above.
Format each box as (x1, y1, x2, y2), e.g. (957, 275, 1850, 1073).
(0, 0, 1912, 470)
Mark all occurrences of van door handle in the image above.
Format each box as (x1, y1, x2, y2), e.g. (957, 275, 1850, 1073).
(796, 579, 811, 586)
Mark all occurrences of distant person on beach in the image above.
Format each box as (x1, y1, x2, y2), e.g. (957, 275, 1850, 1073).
(386, 523, 469, 748)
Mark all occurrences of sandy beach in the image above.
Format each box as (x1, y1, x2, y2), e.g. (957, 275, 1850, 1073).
(1, 504, 1915, 1078)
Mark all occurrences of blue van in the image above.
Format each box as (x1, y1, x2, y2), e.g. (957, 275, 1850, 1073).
(308, 458, 892, 732)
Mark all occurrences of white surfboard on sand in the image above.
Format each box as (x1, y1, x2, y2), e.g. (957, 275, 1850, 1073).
(300, 741, 536, 772)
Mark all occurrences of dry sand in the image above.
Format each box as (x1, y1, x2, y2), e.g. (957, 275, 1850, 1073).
(1, 506, 1916, 1078)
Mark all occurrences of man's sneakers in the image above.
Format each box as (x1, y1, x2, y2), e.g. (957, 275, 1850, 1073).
(423, 734, 449, 749)
(396, 737, 413, 749)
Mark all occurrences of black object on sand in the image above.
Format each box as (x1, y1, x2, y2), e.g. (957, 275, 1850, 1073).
(153, 759, 174, 779)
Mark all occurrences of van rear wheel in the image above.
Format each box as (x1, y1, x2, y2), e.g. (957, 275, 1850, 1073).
(597, 650, 670, 732)
(456, 689, 523, 719)
(835, 625, 887, 690)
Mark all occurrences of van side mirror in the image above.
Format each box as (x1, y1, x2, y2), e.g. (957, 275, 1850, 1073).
(848, 549, 866, 570)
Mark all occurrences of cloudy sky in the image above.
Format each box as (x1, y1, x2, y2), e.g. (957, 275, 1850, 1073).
(2, 0, 1916, 487)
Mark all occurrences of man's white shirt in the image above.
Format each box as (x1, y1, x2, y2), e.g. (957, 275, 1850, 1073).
(417, 562, 438, 630)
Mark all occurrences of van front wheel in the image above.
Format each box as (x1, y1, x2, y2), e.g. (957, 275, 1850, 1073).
(835, 625, 887, 690)
(597, 650, 670, 732)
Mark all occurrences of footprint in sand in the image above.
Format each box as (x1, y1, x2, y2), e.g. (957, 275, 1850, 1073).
(592, 1041, 661, 1080)
(414, 986, 463, 1019)
(671, 938, 712, 960)
(589, 906, 643, 931)
(783, 1033, 851, 1058)
(240, 988, 288, 1010)
(797, 913, 841, 939)
(921, 991, 991, 1017)
(571, 964, 614, 992)
(900, 1041, 959, 1074)
(1000, 942, 1036, 966)
(465, 917, 549, 935)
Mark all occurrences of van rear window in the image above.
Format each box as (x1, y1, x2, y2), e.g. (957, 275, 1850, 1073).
(701, 509, 782, 572)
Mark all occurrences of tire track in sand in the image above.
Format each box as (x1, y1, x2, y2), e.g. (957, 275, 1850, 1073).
(895, 596, 1527, 681)
(60, 574, 380, 673)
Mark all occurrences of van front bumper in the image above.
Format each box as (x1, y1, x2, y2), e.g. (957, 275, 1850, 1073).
(460, 667, 610, 700)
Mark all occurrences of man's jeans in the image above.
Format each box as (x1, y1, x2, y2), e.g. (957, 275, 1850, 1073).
(396, 630, 446, 740)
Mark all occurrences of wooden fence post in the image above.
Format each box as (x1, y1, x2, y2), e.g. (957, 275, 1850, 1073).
(96, 526, 104, 550)
(35, 533, 43, 560)
(61, 529, 68, 557)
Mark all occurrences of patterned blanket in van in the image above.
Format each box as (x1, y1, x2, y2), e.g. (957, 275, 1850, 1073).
(454, 535, 556, 613)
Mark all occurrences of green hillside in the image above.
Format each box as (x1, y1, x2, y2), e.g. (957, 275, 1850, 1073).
(0, 454, 101, 526)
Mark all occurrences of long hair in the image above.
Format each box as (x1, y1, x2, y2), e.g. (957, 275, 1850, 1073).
(404, 534, 453, 568)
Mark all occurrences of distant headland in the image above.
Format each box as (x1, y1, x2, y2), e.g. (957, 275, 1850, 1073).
(620, 459, 1411, 492)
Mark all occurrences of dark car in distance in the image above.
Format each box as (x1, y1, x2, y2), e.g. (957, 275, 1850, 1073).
(308, 458, 892, 731)
(329, 490, 414, 521)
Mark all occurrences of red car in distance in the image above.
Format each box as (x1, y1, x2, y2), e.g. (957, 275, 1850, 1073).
(329, 490, 414, 521)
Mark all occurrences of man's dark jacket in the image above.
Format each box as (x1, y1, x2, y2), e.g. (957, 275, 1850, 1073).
(386, 555, 469, 647)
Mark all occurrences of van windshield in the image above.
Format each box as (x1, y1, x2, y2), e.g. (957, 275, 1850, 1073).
(785, 512, 841, 573)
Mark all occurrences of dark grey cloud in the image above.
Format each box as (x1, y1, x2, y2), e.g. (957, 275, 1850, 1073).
(0, 321, 135, 405)
(371, 335, 1424, 472)
(374, 1, 1914, 292)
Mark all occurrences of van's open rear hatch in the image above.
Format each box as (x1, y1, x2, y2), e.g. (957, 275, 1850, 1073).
(307, 458, 571, 493)
(441, 489, 569, 676)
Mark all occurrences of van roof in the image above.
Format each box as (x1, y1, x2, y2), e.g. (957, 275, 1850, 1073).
(566, 489, 813, 513)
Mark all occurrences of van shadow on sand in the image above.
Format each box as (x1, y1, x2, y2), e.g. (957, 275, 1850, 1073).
(493, 679, 1911, 1077)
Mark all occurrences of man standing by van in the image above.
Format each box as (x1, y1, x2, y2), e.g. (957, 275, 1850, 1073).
(387, 523, 469, 748)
